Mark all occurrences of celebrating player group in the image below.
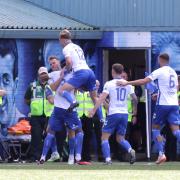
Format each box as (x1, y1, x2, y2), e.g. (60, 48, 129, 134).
(40, 29, 180, 165)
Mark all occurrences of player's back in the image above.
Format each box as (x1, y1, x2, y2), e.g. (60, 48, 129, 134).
(104, 79, 134, 115)
(63, 43, 89, 72)
(149, 66, 178, 105)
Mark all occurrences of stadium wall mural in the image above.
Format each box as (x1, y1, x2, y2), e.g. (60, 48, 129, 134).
(152, 32, 180, 73)
(0, 32, 179, 127)
(0, 39, 102, 127)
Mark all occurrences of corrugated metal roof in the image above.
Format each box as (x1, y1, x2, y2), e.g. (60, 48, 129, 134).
(0, 0, 96, 31)
(27, 0, 180, 31)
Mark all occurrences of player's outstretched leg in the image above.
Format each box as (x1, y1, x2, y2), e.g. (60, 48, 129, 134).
(152, 129, 166, 164)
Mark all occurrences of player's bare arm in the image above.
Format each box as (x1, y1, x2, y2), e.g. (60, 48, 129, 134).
(89, 92, 108, 118)
(117, 77, 152, 86)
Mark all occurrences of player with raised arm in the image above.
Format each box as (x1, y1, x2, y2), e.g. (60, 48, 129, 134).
(89, 64, 137, 165)
(117, 53, 180, 164)
(58, 29, 103, 121)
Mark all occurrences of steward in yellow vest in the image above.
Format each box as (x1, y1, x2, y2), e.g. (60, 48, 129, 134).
(126, 86, 138, 141)
(24, 69, 54, 118)
(24, 67, 54, 161)
(127, 86, 137, 123)
(30, 81, 54, 117)
(128, 95, 133, 122)
(76, 91, 106, 119)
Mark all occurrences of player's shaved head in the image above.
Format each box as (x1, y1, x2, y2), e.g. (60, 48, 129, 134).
(59, 29, 71, 40)
(112, 63, 124, 74)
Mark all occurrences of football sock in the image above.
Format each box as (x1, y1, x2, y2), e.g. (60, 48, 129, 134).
(51, 136, 58, 153)
(41, 133, 54, 158)
(75, 132, 84, 155)
(119, 139, 132, 153)
(69, 137, 76, 155)
(101, 140, 110, 159)
(152, 129, 164, 155)
(62, 90, 75, 104)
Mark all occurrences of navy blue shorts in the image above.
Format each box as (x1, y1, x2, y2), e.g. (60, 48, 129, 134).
(67, 69, 96, 92)
(48, 107, 66, 132)
(102, 113, 128, 136)
(64, 111, 82, 130)
(153, 105, 180, 126)
(49, 107, 82, 132)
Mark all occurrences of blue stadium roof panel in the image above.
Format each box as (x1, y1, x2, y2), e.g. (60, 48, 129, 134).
(0, 0, 96, 31)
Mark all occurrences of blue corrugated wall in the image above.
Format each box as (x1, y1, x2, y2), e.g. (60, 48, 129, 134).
(26, 0, 180, 29)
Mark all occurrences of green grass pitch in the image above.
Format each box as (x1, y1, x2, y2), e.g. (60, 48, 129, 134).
(0, 162, 180, 180)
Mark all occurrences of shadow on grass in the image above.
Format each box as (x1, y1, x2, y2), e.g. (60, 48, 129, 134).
(0, 162, 180, 170)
